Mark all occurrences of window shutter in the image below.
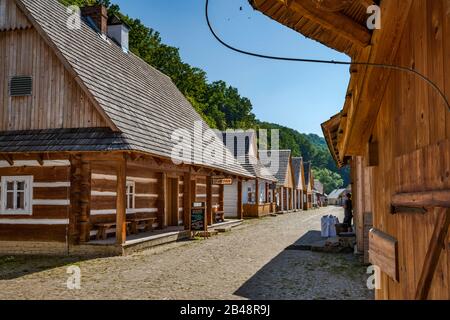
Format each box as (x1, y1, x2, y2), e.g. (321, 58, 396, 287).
(9, 76, 33, 97)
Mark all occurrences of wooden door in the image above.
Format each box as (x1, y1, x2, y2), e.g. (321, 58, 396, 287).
(167, 178, 179, 226)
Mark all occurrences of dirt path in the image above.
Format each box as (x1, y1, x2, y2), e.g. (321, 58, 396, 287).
(0, 207, 374, 300)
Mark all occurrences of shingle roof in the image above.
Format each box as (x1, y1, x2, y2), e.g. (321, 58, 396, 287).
(304, 161, 312, 185)
(291, 157, 304, 189)
(328, 189, 347, 199)
(0, 128, 129, 153)
(221, 131, 277, 182)
(15, 0, 252, 178)
(259, 150, 291, 186)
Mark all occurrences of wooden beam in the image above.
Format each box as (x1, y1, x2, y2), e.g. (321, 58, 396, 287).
(392, 190, 450, 208)
(415, 208, 450, 300)
(237, 179, 243, 220)
(359, 0, 375, 9)
(36, 154, 44, 166)
(115, 157, 127, 245)
(369, 228, 399, 281)
(343, 0, 414, 155)
(255, 179, 260, 206)
(158, 173, 168, 229)
(79, 156, 91, 243)
(1, 154, 14, 166)
(183, 171, 192, 230)
(283, 0, 371, 48)
(206, 176, 213, 226)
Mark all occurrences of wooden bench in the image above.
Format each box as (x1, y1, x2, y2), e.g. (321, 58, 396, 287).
(95, 222, 131, 241)
(128, 217, 157, 234)
(215, 211, 225, 223)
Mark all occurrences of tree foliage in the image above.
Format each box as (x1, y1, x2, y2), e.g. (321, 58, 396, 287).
(59, 0, 349, 188)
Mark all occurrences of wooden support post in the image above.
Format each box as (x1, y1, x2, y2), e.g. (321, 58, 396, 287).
(206, 176, 213, 226)
(183, 171, 192, 230)
(255, 179, 260, 206)
(237, 179, 243, 220)
(79, 156, 91, 243)
(280, 187, 284, 211)
(219, 184, 224, 211)
(158, 172, 167, 229)
(415, 207, 450, 300)
(265, 182, 269, 204)
(69, 155, 82, 244)
(115, 156, 127, 245)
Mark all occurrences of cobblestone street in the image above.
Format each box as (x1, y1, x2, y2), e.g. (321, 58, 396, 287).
(0, 207, 373, 300)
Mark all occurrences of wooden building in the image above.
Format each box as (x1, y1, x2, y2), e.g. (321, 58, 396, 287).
(222, 131, 277, 218)
(261, 150, 295, 212)
(291, 157, 306, 211)
(314, 180, 327, 207)
(251, 0, 450, 300)
(303, 161, 314, 210)
(0, 0, 253, 255)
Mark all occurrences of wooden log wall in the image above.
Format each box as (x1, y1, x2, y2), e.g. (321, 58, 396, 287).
(89, 161, 163, 237)
(366, 0, 450, 300)
(0, 0, 108, 131)
(0, 160, 71, 242)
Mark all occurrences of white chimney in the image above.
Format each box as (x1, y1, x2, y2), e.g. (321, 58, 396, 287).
(107, 15, 130, 53)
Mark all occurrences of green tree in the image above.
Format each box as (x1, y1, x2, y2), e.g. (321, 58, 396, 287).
(313, 168, 344, 194)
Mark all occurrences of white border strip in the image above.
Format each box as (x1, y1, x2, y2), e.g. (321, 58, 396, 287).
(0, 160, 70, 168)
(0, 219, 69, 225)
(91, 174, 158, 184)
(34, 182, 71, 188)
(91, 192, 158, 198)
(91, 208, 159, 216)
(33, 200, 70, 206)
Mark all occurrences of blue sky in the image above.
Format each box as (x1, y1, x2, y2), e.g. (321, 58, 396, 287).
(113, 0, 351, 136)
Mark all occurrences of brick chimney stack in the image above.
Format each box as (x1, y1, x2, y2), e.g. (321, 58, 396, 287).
(80, 5, 108, 35)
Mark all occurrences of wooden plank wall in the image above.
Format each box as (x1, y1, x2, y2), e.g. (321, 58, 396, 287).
(368, 0, 450, 300)
(0, 161, 71, 242)
(89, 162, 163, 236)
(0, 1, 108, 131)
(0, 0, 32, 31)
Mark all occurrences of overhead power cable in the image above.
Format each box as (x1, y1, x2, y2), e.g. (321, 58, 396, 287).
(205, 0, 450, 113)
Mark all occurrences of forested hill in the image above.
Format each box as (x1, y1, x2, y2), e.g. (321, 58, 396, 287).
(60, 0, 349, 193)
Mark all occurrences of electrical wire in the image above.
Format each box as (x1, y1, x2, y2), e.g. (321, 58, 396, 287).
(205, 0, 450, 113)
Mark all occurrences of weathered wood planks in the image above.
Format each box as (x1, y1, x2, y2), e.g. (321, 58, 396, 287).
(369, 228, 399, 282)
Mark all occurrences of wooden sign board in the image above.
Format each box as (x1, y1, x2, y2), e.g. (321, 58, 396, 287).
(369, 228, 399, 282)
(191, 202, 206, 232)
(212, 176, 233, 185)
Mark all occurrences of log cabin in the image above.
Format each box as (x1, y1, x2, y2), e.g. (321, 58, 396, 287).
(291, 157, 306, 211)
(260, 150, 295, 212)
(303, 161, 314, 210)
(314, 180, 327, 207)
(250, 0, 450, 300)
(221, 131, 277, 218)
(0, 0, 254, 256)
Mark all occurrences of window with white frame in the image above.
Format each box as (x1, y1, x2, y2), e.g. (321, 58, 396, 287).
(1, 176, 33, 215)
(126, 180, 135, 209)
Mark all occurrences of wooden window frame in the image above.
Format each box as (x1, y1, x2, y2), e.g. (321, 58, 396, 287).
(126, 180, 135, 210)
(0, 176, 33, 215)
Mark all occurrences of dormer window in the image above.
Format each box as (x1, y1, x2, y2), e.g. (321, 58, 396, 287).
(9, 76, 33, 97)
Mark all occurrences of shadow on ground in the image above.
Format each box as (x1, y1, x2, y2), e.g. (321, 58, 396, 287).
(0, 255, 93, 280)
(234, 234, 374, 300)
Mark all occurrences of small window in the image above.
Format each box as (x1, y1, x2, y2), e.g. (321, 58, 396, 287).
(126, 181, 135, 209)
(1, 176, 33, 215)
(9, 76, 33, 97)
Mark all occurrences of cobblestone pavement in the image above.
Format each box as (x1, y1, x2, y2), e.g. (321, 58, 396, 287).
(0, 207, 374, 300)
